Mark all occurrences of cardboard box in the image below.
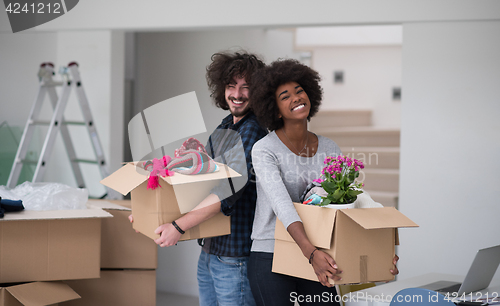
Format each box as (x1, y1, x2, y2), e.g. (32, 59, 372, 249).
(0, 281, 80, 306)
(0, 208, 112, 283)
(273, 204, 418, 285)
(61, 270, 156, 306)
(87, 200, 158, 269)
(100, 162, 238, 240)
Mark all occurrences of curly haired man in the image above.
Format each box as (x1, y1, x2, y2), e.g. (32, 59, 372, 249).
(154, 50, 267, 306)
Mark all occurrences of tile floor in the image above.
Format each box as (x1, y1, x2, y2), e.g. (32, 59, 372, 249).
(157, 291, 199, 306)
(156, 292, 300, 306)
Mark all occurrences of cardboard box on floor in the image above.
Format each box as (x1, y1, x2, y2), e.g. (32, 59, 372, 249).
(100, 162, 239, 240)
(87, 200, 158, 269)
(273, 204, 418, 285)
(0, 281, 80, 306)
(60, 270, 156, 306)
(0, 208, 112, 284)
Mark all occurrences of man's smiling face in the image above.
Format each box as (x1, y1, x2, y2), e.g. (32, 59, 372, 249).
(225, 76, 250, 123)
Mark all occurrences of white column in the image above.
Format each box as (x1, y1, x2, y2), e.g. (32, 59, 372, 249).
(399, 20, 500, 280)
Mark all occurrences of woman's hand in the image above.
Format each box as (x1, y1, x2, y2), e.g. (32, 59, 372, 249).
(286, 221, 342, 287)
(154, 223, 182, 247)
(311, 250, 342, 287)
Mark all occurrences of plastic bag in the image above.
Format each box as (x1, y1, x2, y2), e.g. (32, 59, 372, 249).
(353, 192, 384, 208)
(0, 181, 88, 211)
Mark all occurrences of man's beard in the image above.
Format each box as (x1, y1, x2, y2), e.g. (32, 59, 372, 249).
(231, 103, 251, 118)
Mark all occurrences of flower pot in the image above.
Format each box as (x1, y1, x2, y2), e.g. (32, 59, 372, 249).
(323, 203, 355, 210)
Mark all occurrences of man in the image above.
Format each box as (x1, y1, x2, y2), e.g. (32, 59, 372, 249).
(153, 51, 267, 306)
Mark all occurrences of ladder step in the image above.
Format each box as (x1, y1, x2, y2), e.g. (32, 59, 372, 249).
(41, 81, 64, 87)
(20, 159, 39, 165)
(63, 121, 87, 126)
(72, 159, 98, 164)
(31, 120, 87, 126)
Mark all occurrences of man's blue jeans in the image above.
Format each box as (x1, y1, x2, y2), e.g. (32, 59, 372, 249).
(197, 249, 256, 306)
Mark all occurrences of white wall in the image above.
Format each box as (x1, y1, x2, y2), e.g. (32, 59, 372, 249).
(398, 20, 500, 281)
(0, 33, 57, 124)
(135, 28, 300, 296)
(311, 46, 402, 127)
(0, 32, 58, 184)
(296, 25, 402, 46)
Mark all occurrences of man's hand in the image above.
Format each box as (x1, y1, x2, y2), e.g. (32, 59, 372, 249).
(128, 214, 139, 233)
(311, 250, 342, 287)
(390, 254, 399, 275)
(154, 223, 182, 247)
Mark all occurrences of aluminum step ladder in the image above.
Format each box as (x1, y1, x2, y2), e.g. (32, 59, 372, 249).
(7, 62, 111, 197)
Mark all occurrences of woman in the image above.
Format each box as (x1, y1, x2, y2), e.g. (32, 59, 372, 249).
(248, 59, 398, 306)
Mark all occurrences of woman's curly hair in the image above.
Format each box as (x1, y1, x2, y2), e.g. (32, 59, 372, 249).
(206, 51, 265, 110)
(250, 59, 322, 131)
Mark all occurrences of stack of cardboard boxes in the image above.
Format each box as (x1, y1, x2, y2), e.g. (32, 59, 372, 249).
(61, 200, 158, 306)
(0, 206, 113, 305)
(0, 200, 159, 306)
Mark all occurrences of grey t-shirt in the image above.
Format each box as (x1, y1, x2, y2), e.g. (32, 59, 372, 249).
(250, 131, 341, 253)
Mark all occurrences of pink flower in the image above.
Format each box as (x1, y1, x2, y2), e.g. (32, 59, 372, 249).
(327, 165, 334, 174)
(313, 178, 324, 183)
(354, 159, 365, 169)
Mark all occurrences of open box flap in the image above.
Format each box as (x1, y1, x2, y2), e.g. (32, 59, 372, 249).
(161, 162, 241, 185)
(275, 203, 338, 249)
(100, 162, 241, 194)
(0, 207, 113, 221)
(6, 281, 81, 305)
(87, 199, 131, 211)
(100, 162, 149, 195)
(340, 207, 419, 229)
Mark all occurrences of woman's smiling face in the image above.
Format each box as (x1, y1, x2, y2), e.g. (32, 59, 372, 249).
(275, 81, 311, 122)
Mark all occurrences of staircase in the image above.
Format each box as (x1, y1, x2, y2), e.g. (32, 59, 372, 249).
(309, 110, 400, 208)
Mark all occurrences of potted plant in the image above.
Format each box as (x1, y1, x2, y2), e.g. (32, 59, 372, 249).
(309, 155, 365, 209)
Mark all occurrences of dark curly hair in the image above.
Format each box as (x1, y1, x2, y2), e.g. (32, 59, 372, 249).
(250, 59, 322, 131)
(206, 51, 265, 110)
